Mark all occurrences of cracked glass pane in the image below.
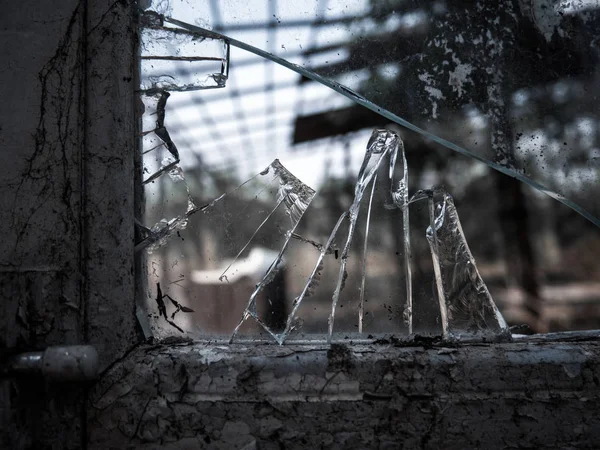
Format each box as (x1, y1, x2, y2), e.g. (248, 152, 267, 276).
(159, 1, 600, 228)
(138, 1, 600, 340)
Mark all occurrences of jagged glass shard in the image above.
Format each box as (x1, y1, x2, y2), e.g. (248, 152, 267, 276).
(142, 160, 315, 336)
(141, 91, 180, 181)
(139, 15, 229, 92)
(180, 160, 317, 338)
(138, 89, 196, 239)
(426, 189, 508, 338)
(326, 131, 399, 340)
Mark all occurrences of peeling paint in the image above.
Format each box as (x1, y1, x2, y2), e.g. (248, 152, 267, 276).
(448, 62, 474, 98)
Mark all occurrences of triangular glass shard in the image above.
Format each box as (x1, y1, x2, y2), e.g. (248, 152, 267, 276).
(426, 189, 508, 338)
(326, 129, 401, 341)
(216, 160, 317, 341)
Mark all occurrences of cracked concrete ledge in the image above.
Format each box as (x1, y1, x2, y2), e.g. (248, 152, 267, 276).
(88, 339, 600, 449)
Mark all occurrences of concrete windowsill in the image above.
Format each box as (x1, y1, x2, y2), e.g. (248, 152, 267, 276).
(89, 332, 600, 449)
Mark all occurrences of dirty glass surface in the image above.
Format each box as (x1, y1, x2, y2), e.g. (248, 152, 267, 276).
(136, 0, 600, 342)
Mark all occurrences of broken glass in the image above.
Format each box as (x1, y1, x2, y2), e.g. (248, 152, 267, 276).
(137, 10, 231, 336)
(139, 14, 229, 92)
(250, 129, 411, 343)
(138, 2, 599, 339)
(140, 119, 506, 342)
(138, 90, 199, 253)
(155, 1, 600, 229)
(137, 8, 506, 342)
(424, 189, 508, 338)
(142, 158, 317, 337)
(138, 11, 229, 230)
(205, 159, 317, 340)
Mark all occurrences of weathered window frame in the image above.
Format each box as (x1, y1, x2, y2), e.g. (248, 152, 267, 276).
(2, 1, 599, 448)
(80, 3, 600, 447)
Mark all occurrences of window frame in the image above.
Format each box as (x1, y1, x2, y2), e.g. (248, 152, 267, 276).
(84, 4, 600, 447)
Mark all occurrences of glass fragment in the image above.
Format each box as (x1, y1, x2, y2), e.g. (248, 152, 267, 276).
(426, 189, 509, 338)
(194, 159, 316, 339)
(139, 14, 229, 92)
(326, 130, 402, 341)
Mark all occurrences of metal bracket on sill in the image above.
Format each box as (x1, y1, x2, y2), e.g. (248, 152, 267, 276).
(3, 345, 99, 382)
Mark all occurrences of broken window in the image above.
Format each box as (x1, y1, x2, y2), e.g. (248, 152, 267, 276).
(136, 1, 600, 342)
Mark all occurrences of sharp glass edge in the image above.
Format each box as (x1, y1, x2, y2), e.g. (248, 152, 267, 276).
(327, 130, 399, 342)
(358, 174, 377, 334)
(229, 163, 317, 344)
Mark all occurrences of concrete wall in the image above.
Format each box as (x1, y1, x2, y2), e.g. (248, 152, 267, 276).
(1, 1, 138, 448)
